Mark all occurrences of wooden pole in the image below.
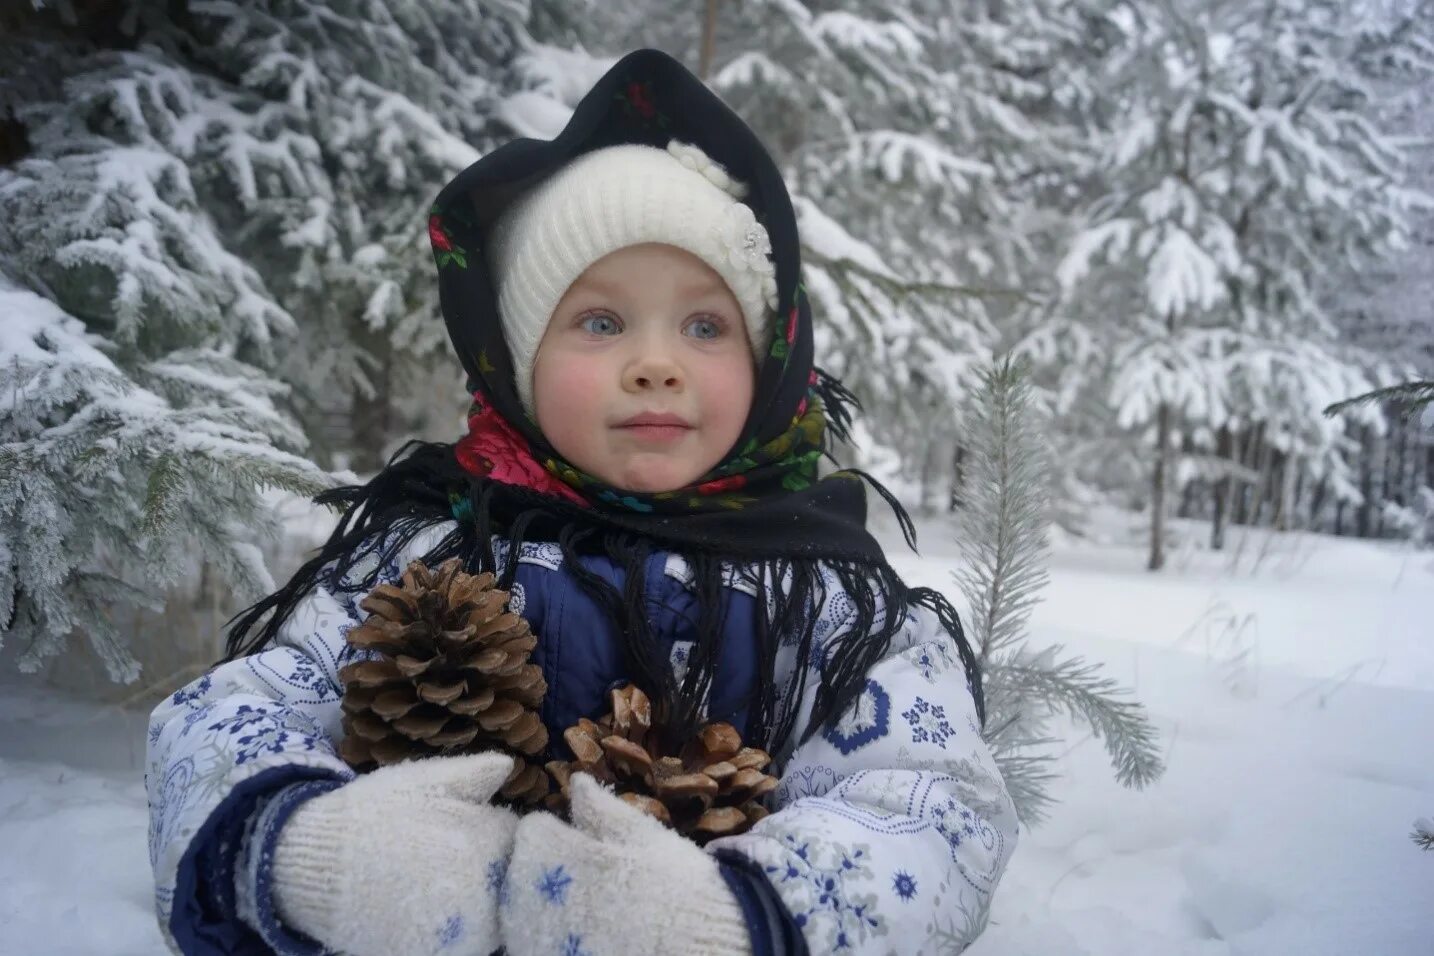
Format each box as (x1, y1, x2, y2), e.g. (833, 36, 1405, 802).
(699, 0, 720, 81)
(1149, 400, 1170, 571)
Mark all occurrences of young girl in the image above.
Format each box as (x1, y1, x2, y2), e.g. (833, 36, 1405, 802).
(146, 48, 1018, 956)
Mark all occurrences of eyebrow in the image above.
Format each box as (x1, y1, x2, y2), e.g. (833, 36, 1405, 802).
(573, 272, 729, 299)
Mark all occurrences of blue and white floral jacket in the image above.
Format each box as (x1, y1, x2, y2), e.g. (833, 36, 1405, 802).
(146, 522, 1018, 955)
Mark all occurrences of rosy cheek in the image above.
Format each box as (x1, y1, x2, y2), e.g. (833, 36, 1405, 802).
(534, 354, 606, 452)
(697, 357, 754, 447)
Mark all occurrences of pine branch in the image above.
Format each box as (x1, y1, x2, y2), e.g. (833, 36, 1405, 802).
(1323, 381, 1434, 422)
(1414, 816, 1434, 851)
(992, 747, 1061, 827)
(953, 356, 1164, 826)
(987, 648, 1165, 789)
(813, 249, 1038, 303)
(955, 356, 1052, 663)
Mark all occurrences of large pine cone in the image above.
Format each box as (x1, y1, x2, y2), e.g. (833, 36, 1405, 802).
(337, 558, 548, 771)
(545, 684, 778, 845)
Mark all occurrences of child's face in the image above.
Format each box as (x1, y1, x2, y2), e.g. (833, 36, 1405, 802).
(532, 243, 756, 493)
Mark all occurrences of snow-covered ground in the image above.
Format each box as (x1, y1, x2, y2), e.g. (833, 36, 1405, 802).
(889, 517, 1434, 955)
(0, 516, 1430, 954)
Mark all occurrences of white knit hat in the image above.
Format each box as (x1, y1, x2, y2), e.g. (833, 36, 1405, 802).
(484, 140, 780, 415)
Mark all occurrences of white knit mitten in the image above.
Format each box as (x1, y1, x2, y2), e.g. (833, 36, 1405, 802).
(500, 773, 752, 956)
(272, 752, 518, 956)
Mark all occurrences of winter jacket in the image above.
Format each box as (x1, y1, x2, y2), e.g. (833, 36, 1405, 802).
(146, 522, 1018, 955)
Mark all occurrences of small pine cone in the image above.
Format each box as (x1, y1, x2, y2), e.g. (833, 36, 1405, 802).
(337, 558, 548, 771)
(498, 757, 552, 808)
(545, 684, 778, 845)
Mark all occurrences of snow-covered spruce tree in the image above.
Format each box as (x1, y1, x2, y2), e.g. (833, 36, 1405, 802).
(0, 280, 329, 681)
(0, 3, 337, 680)
(0, 0, 556, 680)
(8, 2, 592, 472)
(103, 1, 541, 469)
(1053, 0, 1431, 566)
(955, 356, 1163, 825)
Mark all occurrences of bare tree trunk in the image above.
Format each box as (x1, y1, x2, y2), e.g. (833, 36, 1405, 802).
(1233, 423, 1263, 527)
(1421, 431, 1434, 510)
(918, 435, 937, 515)
(350, 333, 394, 473)
(699, 0, 720, 80)
(950, 444, 967, 511)
(1269, 451, 1295, 531)
(1395, 416, 1412, 508)
(1408, 426, 1419, 510)
(1280, 464, 1302, 532)
(1357, 424, 1374, 538)
(1250, 438, 1276, 527)
(1313, 475, 1330, 530)
(1150, 401, 1171, 571)
(1178, 479, 1199, 519)
(1211, 424, 1232, 549)
(1376, 417, 1394, 537)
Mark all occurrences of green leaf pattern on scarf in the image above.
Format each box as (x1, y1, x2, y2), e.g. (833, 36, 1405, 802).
(535, 397, 828, 514)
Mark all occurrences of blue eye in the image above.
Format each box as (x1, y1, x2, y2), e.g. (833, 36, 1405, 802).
(580, 312, 621, 335)
(685, 317, 722, 340)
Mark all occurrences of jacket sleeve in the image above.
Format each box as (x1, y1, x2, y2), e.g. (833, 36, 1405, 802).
(144, 525, 452, 955)
(706, 583, 1019, 955)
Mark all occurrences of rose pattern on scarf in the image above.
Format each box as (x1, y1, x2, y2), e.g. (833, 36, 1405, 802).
(455, 396, 589, 507)
(614, 78, 670, 129)
(458, 401, 826, 516)
(696, 474, 747, 496)
(428, 206, 468, 269)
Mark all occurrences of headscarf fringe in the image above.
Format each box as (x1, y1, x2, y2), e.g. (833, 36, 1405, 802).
(813, 365, 859, 446)
(221, 441, 986, 764)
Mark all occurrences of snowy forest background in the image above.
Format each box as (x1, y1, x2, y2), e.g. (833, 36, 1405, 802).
(1, 2, 1432, 951)
(2, 1, 1432, 709)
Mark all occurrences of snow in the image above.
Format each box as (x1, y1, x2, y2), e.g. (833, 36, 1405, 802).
(495, 45, 618, 140)
(0, 513, 1430, 954)
(0, 283, 122, 382)
(811, 12, 926, 59)
(889, 516, 1434, 954)
(858, 130, 992, 191)
(1056, 218, 1134, 290)
(713, 52, 800, 92)
(343, 77, 481, 173)
(792, 195, 901, 278)
(494, 90, 576, 140)
(512, 44, 616, 109)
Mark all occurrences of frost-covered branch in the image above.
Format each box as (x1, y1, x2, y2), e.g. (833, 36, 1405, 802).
(955, 357, 1163, 825)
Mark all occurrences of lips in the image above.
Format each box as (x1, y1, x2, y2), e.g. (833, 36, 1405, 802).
(615, 411, 691, 428)
(614, 411, 693, 443)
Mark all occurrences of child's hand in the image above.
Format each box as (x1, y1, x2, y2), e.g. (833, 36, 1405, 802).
(500, 773, 752, 956)
(272, 752, 518, 956)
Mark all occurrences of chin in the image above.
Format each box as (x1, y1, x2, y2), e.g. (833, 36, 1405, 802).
(617, 475, 683, 494)
(610, 464, 698, 495)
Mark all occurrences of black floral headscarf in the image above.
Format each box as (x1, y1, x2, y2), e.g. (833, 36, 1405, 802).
(226, 50, 982, 761)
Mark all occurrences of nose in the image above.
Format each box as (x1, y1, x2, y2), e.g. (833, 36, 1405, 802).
(622, 352, 684, 394)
